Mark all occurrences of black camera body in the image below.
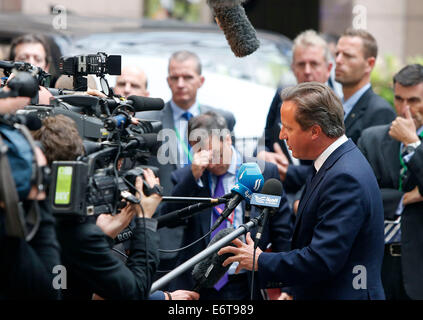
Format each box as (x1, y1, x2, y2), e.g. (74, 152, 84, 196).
(49, 148, 159, 217)
(59, 52, 121, 92)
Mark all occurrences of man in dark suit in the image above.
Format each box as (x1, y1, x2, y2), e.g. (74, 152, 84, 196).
(138, 50, 236, 281)
(165, 111, 293, 300)
(220, 82, 385, 300)
(358, 64, 423, 300)
(335, 28, 396, 144)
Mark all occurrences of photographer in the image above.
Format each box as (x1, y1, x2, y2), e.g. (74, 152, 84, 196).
(55, 169, 161, 300)
(0, 95, 61, 299)
(30, 112, 161, 299)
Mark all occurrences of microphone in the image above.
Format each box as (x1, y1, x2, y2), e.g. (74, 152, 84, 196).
(157, 193, 232, 229)
(207, 0, 260, 57)
(192, 228, 240, 292)
(250, 178, 283, 248)
(123, 133, 158, 151)
(161, 196, 229, 203)
(210, 162, 264, 233)
(127, 95, 164, 112)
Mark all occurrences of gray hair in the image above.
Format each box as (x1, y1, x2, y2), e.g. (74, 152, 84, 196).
(293, 30, 332, 64)
(188, 111, 230, 146)
(281, 82, 345, 138)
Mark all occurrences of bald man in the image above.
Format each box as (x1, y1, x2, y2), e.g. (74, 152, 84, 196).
(114, 66, 149, 98)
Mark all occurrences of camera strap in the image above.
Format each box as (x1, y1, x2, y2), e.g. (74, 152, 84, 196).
(0, 124, 42, 241)
(0, 133, 27, 239)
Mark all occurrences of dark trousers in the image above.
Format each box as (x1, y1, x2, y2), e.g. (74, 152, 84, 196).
(381, 244, 410, 300)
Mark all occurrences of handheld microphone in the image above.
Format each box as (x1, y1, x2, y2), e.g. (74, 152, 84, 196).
(210, 162, 264, 232)
(250, 178, 283, 248)
(192, 228, 240, 292)
(207, 0, 260, 57)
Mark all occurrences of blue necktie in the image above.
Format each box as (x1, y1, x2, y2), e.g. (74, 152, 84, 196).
(211, 174, 229, 291)
(182, 111, 193, 122)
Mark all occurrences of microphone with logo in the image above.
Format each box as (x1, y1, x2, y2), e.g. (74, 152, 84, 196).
(210, 162, 264, 233)
(250, 178, 283, 249)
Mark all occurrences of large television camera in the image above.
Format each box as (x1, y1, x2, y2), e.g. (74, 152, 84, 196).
(1, 54, 165, 218)
(59, 52, 120, 93)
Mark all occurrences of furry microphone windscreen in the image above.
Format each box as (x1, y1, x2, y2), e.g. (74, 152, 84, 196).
(192, 228, 240, 291)
(207, 0, 260, 57)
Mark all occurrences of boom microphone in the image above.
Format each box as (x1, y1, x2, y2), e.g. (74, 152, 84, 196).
(207, 0, 260, 57)
(192, 228, 240, 292)
(210, 162, 264, 232)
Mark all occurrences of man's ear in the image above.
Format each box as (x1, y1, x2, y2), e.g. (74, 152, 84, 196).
(197, 75, 205, 89)
(366, 57, 376, 73)
(311, 125, 322, 140)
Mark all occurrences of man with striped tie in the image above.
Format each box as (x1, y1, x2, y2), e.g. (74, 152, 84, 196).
(358, 64, 423, 300)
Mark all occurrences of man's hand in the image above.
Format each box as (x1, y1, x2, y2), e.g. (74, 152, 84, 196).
(135, 168, 162, 218)
(96, 203, 136, 239)
(165, 290, 200, 300)
(389, 106, 419, 145)
(278, 292, 294, 300)
(257, 143, 289, 181)
(191, 150, 211, 180)
(403, 186, 423, 206)
(218, 232, 262, 273)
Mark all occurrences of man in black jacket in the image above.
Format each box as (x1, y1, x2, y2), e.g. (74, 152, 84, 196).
(165, 112, 293, 300)
(335, 28, 396, 144)
(358, 64, 423, 300)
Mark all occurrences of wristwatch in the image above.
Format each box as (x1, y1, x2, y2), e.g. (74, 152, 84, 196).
(404, 140, 421, 154)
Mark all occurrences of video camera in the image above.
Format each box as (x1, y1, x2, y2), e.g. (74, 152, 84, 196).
(0, 61, 44, 99)
(59, 52, 120, 93)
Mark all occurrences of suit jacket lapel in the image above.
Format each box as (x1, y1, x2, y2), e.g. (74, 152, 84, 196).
(292, 140, 355, 243)
(344, 87, 372, 131)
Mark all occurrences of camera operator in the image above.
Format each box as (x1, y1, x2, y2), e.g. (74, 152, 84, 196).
(55, 170, 161, 300)
(0, 95, 61, 299)
(30, 113, 161, 299)
(33, 115, 198, 300)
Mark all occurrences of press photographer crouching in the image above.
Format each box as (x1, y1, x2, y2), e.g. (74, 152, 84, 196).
(0, 90, 61, 299)
(32, 114, 162, 300)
